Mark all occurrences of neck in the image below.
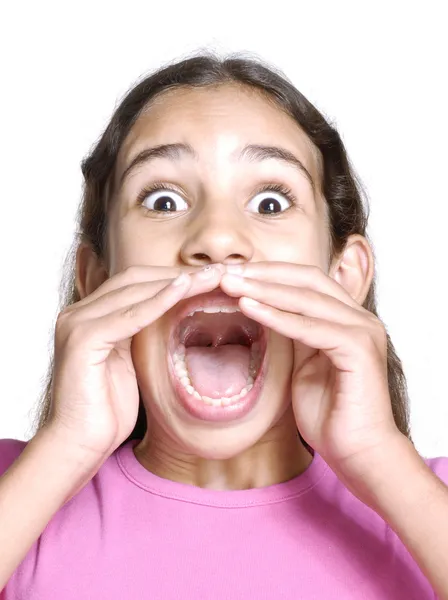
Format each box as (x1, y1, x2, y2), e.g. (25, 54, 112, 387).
(133, 409, 313, 491)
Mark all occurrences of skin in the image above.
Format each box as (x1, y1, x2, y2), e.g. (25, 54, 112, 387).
(76, 83, 373, 491)
(67, 84, 448, 597)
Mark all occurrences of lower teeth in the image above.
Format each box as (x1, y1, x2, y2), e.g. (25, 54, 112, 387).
(172, 343, 259, 407)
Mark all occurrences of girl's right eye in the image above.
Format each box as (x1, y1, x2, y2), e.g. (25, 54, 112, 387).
(137, 184, 189, 214)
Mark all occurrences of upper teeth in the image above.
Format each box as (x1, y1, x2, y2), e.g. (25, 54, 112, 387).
(187, 306, 241, 317)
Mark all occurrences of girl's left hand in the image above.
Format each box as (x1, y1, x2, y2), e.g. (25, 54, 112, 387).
(221, 261, 404, 488)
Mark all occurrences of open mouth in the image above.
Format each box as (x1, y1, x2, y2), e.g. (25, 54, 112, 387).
(168, 292, 267, 422)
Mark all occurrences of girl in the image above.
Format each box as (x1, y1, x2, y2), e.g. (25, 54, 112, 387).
(1, 52, 447, 599)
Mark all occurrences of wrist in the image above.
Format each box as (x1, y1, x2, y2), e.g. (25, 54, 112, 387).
(333, 432, 420, 510)
(39, 422, 112, 467)
(33, 425, 106, 491)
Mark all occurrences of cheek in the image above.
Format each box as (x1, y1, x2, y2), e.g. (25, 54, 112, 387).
(131, 325, 170, 401)
(260, 225, 328, 268)
(262, 332, 294, 401)
(108, 220, 182, 274)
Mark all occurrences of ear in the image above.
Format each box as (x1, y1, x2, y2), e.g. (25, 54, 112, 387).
(75, 243, 109, 300)
(329, 234, 374, 305)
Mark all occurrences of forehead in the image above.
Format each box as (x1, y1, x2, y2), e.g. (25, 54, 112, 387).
(117, 84, 321, 181)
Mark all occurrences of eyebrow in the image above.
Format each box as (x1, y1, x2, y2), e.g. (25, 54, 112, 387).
(119, 142, 315, 192)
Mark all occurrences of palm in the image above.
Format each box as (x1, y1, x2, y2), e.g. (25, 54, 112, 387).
(103, 340, 140, 449)
(291, 346, 381, 464)
(63, 340, 140, 456)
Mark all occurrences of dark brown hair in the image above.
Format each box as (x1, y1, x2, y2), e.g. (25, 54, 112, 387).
(32, 50, 412, 447)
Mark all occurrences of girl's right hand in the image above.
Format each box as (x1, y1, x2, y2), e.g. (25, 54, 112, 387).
(46, 264, 224, 463)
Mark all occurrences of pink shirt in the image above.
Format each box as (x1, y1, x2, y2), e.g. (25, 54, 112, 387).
(1, 437, 445, 599)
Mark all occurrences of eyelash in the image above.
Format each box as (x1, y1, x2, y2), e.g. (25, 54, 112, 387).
(135, 181, 299, 215)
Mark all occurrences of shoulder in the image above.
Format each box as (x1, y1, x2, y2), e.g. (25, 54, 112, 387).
(0, 438, 28, 476)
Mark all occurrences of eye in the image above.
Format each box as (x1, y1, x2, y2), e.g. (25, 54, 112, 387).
(137, 183, 188, 213)
(246, 184, 297, 215)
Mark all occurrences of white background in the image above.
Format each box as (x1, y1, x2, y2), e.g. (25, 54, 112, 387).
(0, 1, 446, 457)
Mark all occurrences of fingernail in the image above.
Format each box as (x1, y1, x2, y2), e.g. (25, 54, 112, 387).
(225, 264, 244, 275)
(197, 265, 218, 279)
(241, 297, 260, 308)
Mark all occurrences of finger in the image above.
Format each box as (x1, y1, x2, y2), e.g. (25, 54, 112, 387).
(225, 261, 360, 309)
(70, 274, 193, 351)
(221, 275, 366, 326)
(73, 265, 225, 321)
(72, 278, 174, 319)
(76, 264, 224, 309)
(77, 264, 204, 308)
(238, 297, 371, 372)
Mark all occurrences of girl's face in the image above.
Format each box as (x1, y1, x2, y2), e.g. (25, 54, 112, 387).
(107, 84, 330, 459)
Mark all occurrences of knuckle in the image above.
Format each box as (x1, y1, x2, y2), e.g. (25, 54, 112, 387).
(124, 265, 140, 279)
(121, 303, 139, 320)
(373, 320, 388, 348)
(298, 314, 315, 329)
(359, 326, 374, 344)
(307, 264, 321, 278)
(55, 310, 72, 340)
(55, 310, 89, 349)
(353, 326, 378, 353)
(360, 306, 375, 320)
(118, 265, 140, 285)
(367, 312, 386, 335)
(300, 288, 315, 302)
(65, 321, 90, 349)
(361, 311, 387, 342)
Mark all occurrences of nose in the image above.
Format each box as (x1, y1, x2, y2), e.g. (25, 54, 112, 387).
(180, 209, 254, 267)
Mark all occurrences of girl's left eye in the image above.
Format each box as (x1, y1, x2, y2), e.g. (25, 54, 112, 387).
(246, 184, 297, 215)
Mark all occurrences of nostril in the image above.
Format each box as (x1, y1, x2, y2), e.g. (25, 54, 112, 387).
(225, 255, 246, 262)
(190, 253, 246, 265)
(191, 253, 211, 264)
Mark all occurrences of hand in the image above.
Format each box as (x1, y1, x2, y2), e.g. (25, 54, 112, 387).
(221, 261, 402, 486)
(48, 264, 224, 462)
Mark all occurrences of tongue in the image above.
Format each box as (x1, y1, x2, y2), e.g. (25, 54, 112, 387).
(185, 345, 250, 399)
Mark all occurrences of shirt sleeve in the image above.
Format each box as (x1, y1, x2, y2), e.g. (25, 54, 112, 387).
(0, 440, 32, 597)
(424, 455, 448, 485)
(420, 455, 448, 600)
(0, 439, 28, 477)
